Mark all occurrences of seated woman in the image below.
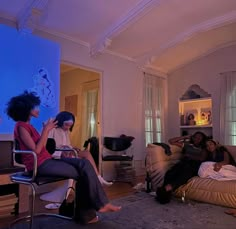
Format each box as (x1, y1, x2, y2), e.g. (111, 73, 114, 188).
(40, 111, 112, 208)
(198, 139, 236, 180)
(49, 111, 112, 186)
(156, 131, 208, 204)
(6, 91, 121, 224)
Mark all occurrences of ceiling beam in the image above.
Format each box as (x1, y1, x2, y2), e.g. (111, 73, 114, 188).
(90, 0, 164, 57)
(139, 10, 236, 68)
(17, 0, 49, 33)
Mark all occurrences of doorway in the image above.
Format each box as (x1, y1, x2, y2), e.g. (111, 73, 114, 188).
(59, 63, 101, 150)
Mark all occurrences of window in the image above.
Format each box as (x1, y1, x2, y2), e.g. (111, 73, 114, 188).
(143, 72, 165, 146)
(220, 71, 236, 145)
(81, 80, 99, 145)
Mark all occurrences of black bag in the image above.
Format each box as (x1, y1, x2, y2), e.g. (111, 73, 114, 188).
(59, 187, 75, 217)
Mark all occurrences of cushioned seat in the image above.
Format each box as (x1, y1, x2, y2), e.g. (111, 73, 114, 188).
(175, 176, 236, 208)
(9, 139, 78, 229)
(11, 171, 68, 184)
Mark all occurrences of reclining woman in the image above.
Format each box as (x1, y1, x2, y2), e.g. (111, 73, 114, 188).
(198, 139, 236, 217)
(198, 139, 236, 180)
(156, 131, 208, 204)
(40, 111, 112, 208)
(6, 91, 121, 224)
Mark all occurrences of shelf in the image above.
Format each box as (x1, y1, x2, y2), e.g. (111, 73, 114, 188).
(179, 94, 213, 136)
(179, 97, 212, 103)
(180, 124, 212, 129)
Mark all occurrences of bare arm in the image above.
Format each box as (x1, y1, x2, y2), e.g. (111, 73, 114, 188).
(168, 135, 191, 148)
(18, 119, 57, 154)
(214, 150, 230, 171)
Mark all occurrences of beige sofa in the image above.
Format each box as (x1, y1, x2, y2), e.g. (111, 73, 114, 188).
(145, 144, 236, 208)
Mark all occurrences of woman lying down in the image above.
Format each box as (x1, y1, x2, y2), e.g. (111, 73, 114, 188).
(198, 139, 236, 217)
(198, 139, 236, 181)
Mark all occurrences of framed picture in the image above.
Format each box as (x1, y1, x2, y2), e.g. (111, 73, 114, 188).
(185, 109, 197, 125)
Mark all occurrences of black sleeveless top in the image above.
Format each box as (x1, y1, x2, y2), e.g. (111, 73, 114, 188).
(207, 146, 236, 165)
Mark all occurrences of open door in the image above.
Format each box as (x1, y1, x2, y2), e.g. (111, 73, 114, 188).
(60, 63, 101, 151)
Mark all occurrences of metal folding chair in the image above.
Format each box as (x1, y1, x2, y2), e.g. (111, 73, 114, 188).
(9, 139, 78, 229)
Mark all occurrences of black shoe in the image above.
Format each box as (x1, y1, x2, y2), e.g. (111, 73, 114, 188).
(155, 187, 172, 204)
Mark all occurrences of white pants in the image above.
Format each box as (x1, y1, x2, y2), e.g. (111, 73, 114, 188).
(198, 161, 236, 181)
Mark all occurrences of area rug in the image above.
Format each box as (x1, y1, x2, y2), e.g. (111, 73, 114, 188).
(5, 191, 236, 229)
(100, 191, 236, 229)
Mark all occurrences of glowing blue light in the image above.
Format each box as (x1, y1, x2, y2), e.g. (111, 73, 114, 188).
(0, 24, 60, 134)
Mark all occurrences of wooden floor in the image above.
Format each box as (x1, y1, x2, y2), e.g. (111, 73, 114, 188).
(0, 176, 144, 229)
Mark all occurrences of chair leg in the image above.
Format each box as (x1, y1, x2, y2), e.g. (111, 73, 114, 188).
(30, 183, 36, 229)
(8, 182, 35, 229)
(9, 182, 73, 229)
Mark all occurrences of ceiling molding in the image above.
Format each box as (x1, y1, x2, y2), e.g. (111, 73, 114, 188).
(169, 40, 236, 74)
(37, 26, 136, 62)
(139, 10, 236, 65)
(17, 0, 49, 33)
(105, 49, 136, 62)
(142, 66, 168, 78)
(0, 8, 91, 48)
(35, 25, 90, 47)
(90, 0, 164, 57)
(35, 25, 136, 63)
(0, 13, 16, 28)
(90, 38, 112, 58)
(0, 10, 16, 22)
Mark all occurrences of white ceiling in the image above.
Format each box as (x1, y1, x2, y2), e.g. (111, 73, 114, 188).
(0, 0, 236, 74)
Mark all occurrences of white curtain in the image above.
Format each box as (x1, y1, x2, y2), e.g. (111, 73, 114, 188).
(220, 71, 236, 145)
(81, 88, 98, 145)
(86, 89, 98, 137)
(143, 72, 165, 146)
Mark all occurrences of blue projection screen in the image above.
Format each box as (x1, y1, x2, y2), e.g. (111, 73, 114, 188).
(0, 24, 60, 135)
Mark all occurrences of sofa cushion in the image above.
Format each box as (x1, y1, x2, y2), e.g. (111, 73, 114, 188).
(226, 146, 236, 163)
(175, 176, 236, 208)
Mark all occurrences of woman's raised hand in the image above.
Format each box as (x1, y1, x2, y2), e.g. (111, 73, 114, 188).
(43, 118, 58, 131)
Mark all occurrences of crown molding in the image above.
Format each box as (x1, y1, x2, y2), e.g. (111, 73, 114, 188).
(168, 40, 236, 74)
(35, 25, 90, 47)
(90, 38, 112, 58)
(90, 0, 164, 57)
(0, 13, 16, 28)
(142, 66, 168, 79)
(142, 64, 168, 76)
(17, 0, 49, 33)
(104, 49, 136, 62)
(140, 10, 236, 66)
(37, 25, 136, 62)
(0, 10, 16, 22)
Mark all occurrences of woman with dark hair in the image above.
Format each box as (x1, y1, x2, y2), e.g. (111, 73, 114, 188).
(41, 111, 112, 209)
(6, 91, 121, 224)
(48, 111, 112, 186)
(156, 131, 208, 204)
(198, 139, 236, 180)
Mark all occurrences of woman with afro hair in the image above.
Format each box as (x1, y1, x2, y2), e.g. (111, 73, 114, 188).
(6, 91, 121, 224)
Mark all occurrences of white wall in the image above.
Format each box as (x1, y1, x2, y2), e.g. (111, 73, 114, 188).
(35, 31, 147, 177)
(167, 44, 236, 142)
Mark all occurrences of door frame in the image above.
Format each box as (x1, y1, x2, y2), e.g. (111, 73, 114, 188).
(60, 61, 103, 172)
